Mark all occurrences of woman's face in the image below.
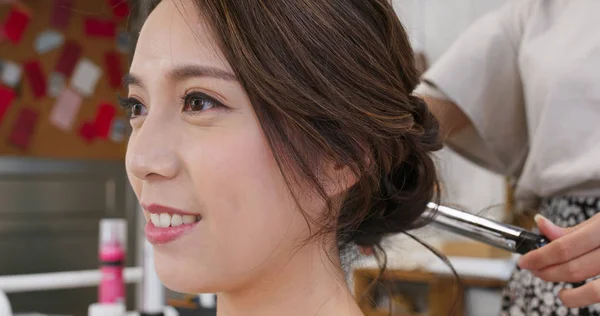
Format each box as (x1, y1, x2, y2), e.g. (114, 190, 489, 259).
(125, 0, 322, 293)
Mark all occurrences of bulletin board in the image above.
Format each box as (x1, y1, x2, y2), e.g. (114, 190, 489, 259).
(0, 0, 133, 161)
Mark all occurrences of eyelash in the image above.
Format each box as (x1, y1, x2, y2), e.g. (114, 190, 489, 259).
(118, 96, 145, 119)
(118, 92, 227, 119)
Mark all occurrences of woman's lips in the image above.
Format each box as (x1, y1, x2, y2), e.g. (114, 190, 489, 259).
(145, 220, 199, 244)
(141, 203, 202, 244)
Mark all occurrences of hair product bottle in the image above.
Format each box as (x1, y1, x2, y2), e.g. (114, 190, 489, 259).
(99, 218, 127, 304)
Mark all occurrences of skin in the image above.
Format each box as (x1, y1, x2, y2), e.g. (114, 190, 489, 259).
(420, 96, 470, 141)
(519, 214, 600, 308)
(125, 1, 363, 315)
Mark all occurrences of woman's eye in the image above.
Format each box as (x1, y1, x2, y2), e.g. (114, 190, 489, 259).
(118, 96, 148, 119)
(182, 92, 223, 113)
(130, 103, 148, 118)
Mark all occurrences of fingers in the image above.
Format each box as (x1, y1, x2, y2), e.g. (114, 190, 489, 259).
(535, 215, 570, 240)
(535, 214, 595, 240)
(519, 215, 600, 271)
(530, 247, 600, 283)
(559, 279, 600, 308)
(518, 214, 600, 308)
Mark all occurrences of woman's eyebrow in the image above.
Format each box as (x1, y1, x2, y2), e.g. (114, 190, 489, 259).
(168, 64, 237, 81)
(122, 73, 144, 89)
(123, 64, 237, 89)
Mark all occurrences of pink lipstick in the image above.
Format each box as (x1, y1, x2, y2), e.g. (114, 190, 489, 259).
(142, 204, 201, 244)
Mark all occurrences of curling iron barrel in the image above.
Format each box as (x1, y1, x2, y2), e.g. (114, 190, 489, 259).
(425, 202, 549, 255)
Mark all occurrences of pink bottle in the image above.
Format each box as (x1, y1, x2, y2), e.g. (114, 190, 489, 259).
(98, 219, 127, 304)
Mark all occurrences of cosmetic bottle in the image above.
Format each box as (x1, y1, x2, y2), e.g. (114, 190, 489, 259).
(99, 219, 127, 304)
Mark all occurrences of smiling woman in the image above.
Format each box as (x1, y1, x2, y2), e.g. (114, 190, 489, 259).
(124, 0, 442, 315)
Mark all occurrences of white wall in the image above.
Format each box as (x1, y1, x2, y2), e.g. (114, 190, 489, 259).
(393, 0, 508, 217)
(394, 0, 507, 60)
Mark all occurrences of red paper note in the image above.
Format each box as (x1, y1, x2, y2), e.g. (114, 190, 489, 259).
(105, 51, 122, 89)
(50, 0, 73, 29)
(55, 41, 82, 77)
(9, 107, 39, 151)
(0, 85, 16, 124)
(94, 103, 117, 139)
(2, 6, 30, 44)
(79, 121, 96, 143)
(24, 61, 46, 99)
(84, 18, 116, 38)
(108, 0, 129, 19)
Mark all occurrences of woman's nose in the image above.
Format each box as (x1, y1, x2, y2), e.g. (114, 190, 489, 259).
(126, 119, 181, 181)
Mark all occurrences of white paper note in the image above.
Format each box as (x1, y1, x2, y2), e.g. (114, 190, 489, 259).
(70, 58, 102, 97)
(48, 72, 66, 98)
(110, 118, 127, 143)
(116, 30, 131, 54)
(34, 30, 65, 54)
(1, 61, 23, 88)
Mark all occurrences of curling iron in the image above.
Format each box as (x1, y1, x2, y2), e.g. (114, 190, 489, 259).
(425, 202, 549, 255)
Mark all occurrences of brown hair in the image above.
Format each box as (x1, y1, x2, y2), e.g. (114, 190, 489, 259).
(142, 0, 442, 275)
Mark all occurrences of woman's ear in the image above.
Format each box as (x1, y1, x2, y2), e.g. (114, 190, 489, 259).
(321, 144, 371, 198)
(321, 160, 359, 198)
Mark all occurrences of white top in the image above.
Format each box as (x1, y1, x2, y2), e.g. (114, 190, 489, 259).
(415, 0, 600, 202)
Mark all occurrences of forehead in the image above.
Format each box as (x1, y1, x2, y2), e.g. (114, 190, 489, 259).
(131, 0, 230, 73)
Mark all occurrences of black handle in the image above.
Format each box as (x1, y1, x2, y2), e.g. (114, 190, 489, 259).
(515, 231, 549, 255)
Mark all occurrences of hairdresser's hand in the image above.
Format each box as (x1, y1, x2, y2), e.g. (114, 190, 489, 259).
(518, 213, 600, 308)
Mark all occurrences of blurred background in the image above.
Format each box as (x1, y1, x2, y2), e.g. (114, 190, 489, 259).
(0, 0, 520, 315)
(0, 0, 140, 314)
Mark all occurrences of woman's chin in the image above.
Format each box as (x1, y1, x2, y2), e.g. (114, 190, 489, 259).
(153, 254, 222, 294)
(155, 265, 220, 294)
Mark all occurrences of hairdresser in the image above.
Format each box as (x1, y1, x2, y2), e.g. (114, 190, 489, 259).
(414, 0, 600, 315)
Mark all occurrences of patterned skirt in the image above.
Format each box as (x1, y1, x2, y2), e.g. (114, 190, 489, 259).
(501, 196, 600, 316)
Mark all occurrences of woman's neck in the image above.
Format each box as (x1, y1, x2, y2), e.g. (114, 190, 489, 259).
(216, 243, 363, 316)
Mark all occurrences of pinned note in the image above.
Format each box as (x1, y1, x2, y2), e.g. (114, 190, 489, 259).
(105, 51, 122, 89)
(50, 88, 82, 131)
(0, 85, 16, 125)
(71, 59, 102, 97)
(107, 0, 130, 19)
(24, 60, 46, 99)
(84, 18, 116, 38)
(94, 103, 117, 139)
(0, 60, 22, 88)
(116, 31, 131, 53)
(110, 118, 127, 143)
(48, 72, 66, 98)
(34, 30, 65, 54)
(55, 41, 82, 78)
(51, 0, 73, 29)
(2, 5, 30, 44)
(79, 121, 96, 143)
(9, 107, 39, 151)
